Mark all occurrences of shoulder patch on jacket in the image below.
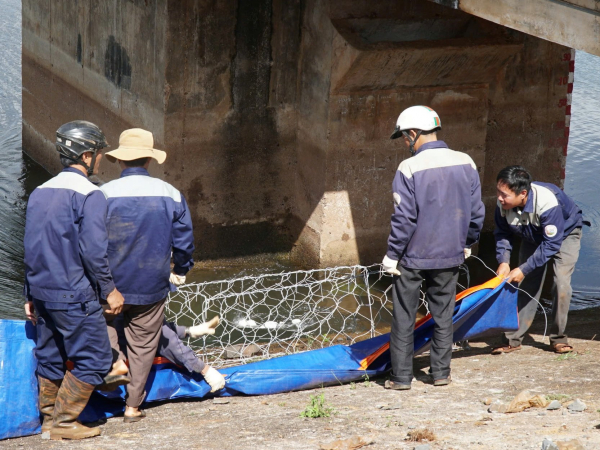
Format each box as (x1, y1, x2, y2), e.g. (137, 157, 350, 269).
(544, 224, 558, 237)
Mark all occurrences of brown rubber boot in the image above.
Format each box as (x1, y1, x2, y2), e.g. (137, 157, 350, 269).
(50, 371, 101, 440)
(38, 376, 62, 432)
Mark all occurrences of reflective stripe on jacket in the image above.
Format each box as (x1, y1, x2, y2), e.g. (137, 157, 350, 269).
(23, 168, 115, 303)
(386, 141, 485, 270)
(101, 167, 195, 305)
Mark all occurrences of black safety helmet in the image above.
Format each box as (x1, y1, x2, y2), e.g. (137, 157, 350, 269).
(55, 120, 109, 176)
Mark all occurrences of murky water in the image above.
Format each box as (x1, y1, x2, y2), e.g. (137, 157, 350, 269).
(563, 52, 600, 308)
(1, 0, 600, 318)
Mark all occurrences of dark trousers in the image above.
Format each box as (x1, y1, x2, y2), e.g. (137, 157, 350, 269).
(390, 267, 459, 384)
(503, 228, 582, 347)
(159, 322, 205, 373)
(105, 299, 166, 407)
(33, 299, 112, 386)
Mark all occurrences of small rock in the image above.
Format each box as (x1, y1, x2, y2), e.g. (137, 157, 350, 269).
(482, 397, 492, 405)
(408, 425, 416, 430)
(212, 398, 230, 405)
(414, 445, 431, 450)
(567, 399, 586, 412)
(541, 438, 559, 450)
(380, 403, 402, 411)
(320, 436, 373, 450)
(546, 400, 561, 410)
(41, 431, 50, 440)
(487, 400, 508, 414)
(538, 411, 547, 416)
(556, 439, 585, 450)
(224, 343, 261, 359)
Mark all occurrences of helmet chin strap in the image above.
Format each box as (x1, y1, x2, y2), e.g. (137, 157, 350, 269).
(86, 152, 98, 177)
(76, 151, 98, 176)
(402, 130, 423, 156)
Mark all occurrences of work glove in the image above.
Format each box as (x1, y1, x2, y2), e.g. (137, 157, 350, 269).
(169, 273, 186, 286)
(203, 367, 226, 392)
(464, 248, 472, 259)
(382, 255, 401, 276)
(187, 316, 220, 338)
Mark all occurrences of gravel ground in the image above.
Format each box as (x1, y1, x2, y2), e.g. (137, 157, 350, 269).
(3, 308, 600, 450)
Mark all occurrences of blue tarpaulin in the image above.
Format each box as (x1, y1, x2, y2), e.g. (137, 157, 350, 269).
(1, 278, 517, 439)
(0, 320, 41, 440)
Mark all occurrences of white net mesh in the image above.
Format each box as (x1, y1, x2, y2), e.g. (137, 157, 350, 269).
(166, 265, 395, 368)
(166, 264, 470, 368)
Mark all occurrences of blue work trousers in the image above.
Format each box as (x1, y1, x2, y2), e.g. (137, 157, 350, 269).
(160, 322, 205, 373)
(33, 298, 112, 386)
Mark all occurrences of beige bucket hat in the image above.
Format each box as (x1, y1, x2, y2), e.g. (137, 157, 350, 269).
(105, 128, 166, 164)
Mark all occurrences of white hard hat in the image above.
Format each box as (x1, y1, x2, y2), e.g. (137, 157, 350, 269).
(390, 106, 441, 139)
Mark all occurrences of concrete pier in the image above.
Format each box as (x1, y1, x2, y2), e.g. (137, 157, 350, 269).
(22, 0, 572, 267)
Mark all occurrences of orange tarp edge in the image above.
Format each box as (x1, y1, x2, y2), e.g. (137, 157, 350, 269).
(357, 277, 503, 371)
(66, 356, 178, 372)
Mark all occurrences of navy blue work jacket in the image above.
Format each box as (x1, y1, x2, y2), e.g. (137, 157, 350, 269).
(101, 168, 195, 305)
(386, 141, 485, 270)
(494, 182, 583, 275)
(23, 168, 116, 303)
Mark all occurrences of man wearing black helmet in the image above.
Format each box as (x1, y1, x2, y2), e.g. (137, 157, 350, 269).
(23, 121, 127, 440)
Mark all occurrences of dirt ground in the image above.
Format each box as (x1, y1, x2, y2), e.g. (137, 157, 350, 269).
(3, 307, 600, 450)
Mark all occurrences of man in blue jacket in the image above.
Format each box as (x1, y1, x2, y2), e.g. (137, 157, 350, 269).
(101, 128, 224, 423)
(23, 121, 126, 440)
(491, 166, 582, 355)
(382, 106, 485, 390)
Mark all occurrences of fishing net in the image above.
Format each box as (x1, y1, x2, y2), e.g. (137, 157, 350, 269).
(166, 264, 470, 368)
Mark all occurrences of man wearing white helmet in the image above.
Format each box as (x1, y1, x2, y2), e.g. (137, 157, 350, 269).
(382, 106, 485, 390)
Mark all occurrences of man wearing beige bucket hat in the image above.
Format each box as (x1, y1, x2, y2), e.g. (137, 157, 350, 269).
(100, 128, 224, 422)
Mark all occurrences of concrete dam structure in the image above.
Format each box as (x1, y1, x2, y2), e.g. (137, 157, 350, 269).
(22, 0, 582, 268)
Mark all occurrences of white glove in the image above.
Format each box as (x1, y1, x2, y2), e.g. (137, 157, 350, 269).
(382, 255, 401, 276)
(464, 248, 472, 259)
(169, 273, 186, 286)
(203, 367, 225, 392)
(187, 316, 220, 338)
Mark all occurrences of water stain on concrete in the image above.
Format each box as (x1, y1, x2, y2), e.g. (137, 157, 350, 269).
(104, 36, 132, 90)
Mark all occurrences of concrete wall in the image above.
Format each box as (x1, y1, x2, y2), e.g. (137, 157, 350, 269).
(23, 0, 167, 178)
(428, 0, 600, 57)
(292, 0, 570, 266)
(22, 0, 571, 268)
